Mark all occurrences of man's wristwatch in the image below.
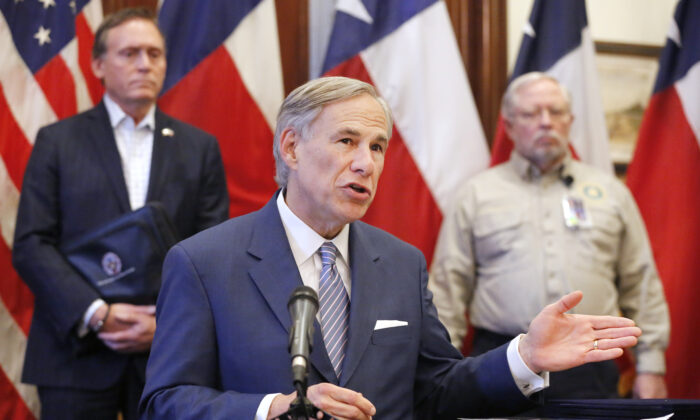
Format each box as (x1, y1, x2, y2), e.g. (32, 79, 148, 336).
(91, 304, 110, 332)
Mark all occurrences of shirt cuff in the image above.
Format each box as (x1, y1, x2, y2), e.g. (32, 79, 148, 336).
(255, 393, 280, 420)
(78, 299, 107, 337)
(636, 348, 667, 374)
(507, 334, 549, 397)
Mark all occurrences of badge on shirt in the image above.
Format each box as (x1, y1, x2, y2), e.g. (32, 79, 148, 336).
(562, 195, 592, 229)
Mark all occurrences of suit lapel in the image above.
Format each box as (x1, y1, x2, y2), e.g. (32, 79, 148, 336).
(246, 194, 336, 383)
(146, 109, 173, 202)
(89, 103, 130, 212)
(339, 222, 381, 386)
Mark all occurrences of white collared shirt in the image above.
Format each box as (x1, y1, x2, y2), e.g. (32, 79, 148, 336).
(103, 94, 155, 210)
(275, 190, 351, 297)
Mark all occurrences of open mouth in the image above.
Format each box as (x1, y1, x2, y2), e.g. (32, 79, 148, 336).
(348, 183, 370, 195)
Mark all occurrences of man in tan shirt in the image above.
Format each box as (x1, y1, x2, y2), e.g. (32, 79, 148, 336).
(430, 72, 669, 400)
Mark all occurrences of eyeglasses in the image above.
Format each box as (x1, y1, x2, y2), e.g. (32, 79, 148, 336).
(513, 107, 570, 124)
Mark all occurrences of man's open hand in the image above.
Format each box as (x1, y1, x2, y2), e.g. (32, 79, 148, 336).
(519, 291, 641, 373)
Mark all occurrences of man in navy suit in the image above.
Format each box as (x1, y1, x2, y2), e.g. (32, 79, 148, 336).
(12, 8, 229, 420)
(140, 77, 641, 419)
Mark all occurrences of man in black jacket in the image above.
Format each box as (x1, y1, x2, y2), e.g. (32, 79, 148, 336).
(12, 8, 229, 420)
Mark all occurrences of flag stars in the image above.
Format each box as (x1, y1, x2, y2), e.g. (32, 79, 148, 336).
(34, 26, 51, 46)
(70, 0, 76, 14)
(336, 0, 374, 24)
(667, 19, 682, 48)
(523, 22, 536, 38)
(38, 0, 55, 9)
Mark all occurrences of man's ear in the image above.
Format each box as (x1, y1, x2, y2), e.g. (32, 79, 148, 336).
(279, 127, 301, 170)
(503, 116, 516, 139)
(91, 57, 104, 80)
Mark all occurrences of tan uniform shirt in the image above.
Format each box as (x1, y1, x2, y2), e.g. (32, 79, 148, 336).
(429, 152, 669, 374)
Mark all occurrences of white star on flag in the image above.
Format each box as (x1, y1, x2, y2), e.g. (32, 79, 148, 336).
(34, 26, 51, 45)
(523, 21, 536, 38)
(336, 0, 373, 24)
(667, 19, 682, 48)
(38, 0, 56, 9)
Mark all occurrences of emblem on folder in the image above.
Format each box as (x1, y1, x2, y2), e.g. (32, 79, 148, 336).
(101, 252, 122, 276)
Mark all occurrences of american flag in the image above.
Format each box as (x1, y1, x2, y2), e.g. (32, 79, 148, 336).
(0, 0, 103, 418)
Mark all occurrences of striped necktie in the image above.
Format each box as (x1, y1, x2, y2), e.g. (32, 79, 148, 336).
(318, 241, 349, 378)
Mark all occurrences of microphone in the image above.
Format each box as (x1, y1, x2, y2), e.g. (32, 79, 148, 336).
(287, 286, 319, 389)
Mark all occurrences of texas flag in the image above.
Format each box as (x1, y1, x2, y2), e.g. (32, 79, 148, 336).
(157, 0, 284, 217)
(626, 0, 700, 399)
(0, 1, 103, 418)
(490, 0, 612, 173)
(321, 0, 489, 263)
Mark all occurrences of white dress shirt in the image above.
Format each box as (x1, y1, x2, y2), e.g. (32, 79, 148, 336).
(104, 93, 155, 211)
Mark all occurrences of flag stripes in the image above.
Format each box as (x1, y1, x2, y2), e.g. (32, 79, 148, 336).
(0, 0, 104, 417)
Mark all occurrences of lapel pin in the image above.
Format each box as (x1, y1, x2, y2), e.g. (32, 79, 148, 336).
(161, 127, 174, 137)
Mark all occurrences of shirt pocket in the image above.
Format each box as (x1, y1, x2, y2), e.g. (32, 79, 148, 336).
(574, 206, 622, 263)
(472, 211, 525, 262)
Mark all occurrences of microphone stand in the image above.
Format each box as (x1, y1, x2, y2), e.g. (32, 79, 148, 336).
(273, 382, 332, 420)
(276, 287, 331, 419)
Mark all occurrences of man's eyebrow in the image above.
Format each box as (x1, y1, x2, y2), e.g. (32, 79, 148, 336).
(334, 127, 361, 137)
(332, 127, 388, 143)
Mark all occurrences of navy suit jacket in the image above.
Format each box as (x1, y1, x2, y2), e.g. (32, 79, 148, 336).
(12, 102, 229, 390)
(140, 193, 532, 419)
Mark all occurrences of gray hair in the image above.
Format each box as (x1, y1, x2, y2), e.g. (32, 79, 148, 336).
(501, 72, 572, 120)
(273, 76, 393, 188)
